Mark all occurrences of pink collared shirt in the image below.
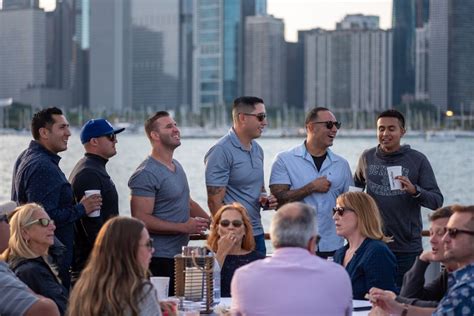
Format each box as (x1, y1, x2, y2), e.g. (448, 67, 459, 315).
(231, 247, 353, 316)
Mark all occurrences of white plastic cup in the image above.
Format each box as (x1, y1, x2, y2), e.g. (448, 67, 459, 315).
(348, 186, 363, 192)
(386, 166, 402, 190)
(151, 276, 170, 301)
(84, 190, 101, 217)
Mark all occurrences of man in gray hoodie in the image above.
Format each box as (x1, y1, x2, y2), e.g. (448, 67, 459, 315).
(354, 109, 443, 288)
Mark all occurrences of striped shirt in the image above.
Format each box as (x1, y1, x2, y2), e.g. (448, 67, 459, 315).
(0, 261, 38, 315)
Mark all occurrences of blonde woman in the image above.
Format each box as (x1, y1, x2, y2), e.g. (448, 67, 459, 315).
(1, 203, 68, 314)
(332, 192, 397, 299)
(207, 203, 265, 297)
(67, 216, 161, 316)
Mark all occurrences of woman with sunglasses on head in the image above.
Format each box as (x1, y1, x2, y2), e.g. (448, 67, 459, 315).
(332, 192, 397, 300)
(68, 216, 161, 316)
(207, 203, 265, 297)
(1, 203, 68, 315)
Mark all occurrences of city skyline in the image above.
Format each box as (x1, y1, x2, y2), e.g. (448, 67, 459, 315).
(34, 0, 392, 42)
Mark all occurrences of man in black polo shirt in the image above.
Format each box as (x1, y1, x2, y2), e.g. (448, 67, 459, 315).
(69, 118, 124, 282)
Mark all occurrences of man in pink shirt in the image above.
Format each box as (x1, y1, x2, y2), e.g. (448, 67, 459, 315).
(231, 202, 353, 315)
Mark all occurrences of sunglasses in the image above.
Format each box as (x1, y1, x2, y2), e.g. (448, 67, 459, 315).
(0, 214, 8, 224)
(219, 219, 244, 228)
(242, 112, 267, 122)
(141, 238, 154, 250)
(104, 133, 117, 142)
(311, 121, 342, 130)
(332, 206, 355, 216)
(446, 228, 474, 239)
(24, 218, 54, 228)
(315, 234, 321, 245)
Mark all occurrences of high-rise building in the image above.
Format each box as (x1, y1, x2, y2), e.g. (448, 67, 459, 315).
(304, 18, 392, 120)
(429, 0, 474, 114)
(1, 0, 39, 9)
(0, 7, 47, 100)
(244, 15, 285, 109)
(192, 0, 266, 114)
(392, 0, 416, 106)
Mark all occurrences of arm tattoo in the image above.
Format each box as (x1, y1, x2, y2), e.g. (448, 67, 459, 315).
(270, 183, 315, 206)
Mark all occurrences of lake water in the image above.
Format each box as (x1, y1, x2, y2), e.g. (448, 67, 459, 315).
(1, 132, 473, 249)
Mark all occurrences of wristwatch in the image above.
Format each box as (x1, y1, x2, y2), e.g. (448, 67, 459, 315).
(412, 185, 421, 198)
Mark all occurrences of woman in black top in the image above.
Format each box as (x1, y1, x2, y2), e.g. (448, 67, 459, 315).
(207, 203, 265, 297)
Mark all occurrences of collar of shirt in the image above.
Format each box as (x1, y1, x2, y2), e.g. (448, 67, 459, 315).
(30, 140, 61, 165)
(293, 141, 339, 163)
(452, 262, 474, 284)
(85, 152, 109, 165)
(229, 127, 253, 152)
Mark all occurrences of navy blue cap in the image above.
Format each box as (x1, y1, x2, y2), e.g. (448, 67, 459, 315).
(80, 119, 125, 144)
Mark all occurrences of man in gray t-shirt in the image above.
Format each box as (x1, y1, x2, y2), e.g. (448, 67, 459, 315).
(128, 111, 210, 296)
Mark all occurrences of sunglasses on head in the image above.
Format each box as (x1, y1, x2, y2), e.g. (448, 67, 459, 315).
(242, 112, 267, 122)
(446, 228, 474, 239)
(24, 218, 54, 228)
(332, 206, 355, 216)
(104, 133, 116, 142)
(0, 214, 8, 224)
(311, 121, 342, 130)
(219, 219, 244, 228)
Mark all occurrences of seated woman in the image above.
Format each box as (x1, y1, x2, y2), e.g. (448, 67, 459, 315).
(1, 203, 68, 315)
(207, 203, 265, 297)
(68, 216, 161, 316)
(333, 192, 397, 299)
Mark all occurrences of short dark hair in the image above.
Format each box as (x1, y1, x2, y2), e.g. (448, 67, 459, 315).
(429, 206, 453, 222)
(232, 96, 264, 121)
(304, 107, 330, 125)
(144, 111, 169, 140)
(451, 204, 474, 230)
(31, 107, 63, 140)
(377, 109, 405, 129)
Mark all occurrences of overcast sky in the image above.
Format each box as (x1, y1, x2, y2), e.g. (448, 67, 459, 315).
(35, 0, 392, 42)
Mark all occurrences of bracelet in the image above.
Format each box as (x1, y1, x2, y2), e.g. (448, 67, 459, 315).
(401, 303, 409, 316)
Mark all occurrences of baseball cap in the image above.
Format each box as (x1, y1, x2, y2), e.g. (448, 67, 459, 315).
(80, 118, 125, 144)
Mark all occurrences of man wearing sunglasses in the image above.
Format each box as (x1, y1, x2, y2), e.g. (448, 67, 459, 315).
(354, 109, 443, 287)
(270, 107, 353, 259)
(368, 205, 474, 316)
(205, 96, 278, 255)
(68, 118, 125, 283)
(11, 107, 103, 289)
(0, 200, 60, 316)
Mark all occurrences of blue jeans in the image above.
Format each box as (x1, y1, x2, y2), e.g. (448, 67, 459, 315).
(254, 234, 267, 256)
(394, 251, 421, 289)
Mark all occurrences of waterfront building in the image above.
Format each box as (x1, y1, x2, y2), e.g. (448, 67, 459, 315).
(304, 17, 392, 126)
(192, 0, 266, 115)
(244, 15, 285, 110)
(429, 0, 474, 114)
(0, 6, 47, 101)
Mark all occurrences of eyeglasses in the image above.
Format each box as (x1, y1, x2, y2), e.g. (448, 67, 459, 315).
(219, 219, 244, 228)
(141, 238, 154, 250)
(241, 112, 267, 122)
(332, 206, 355, 217)
(0, 214, 8, 224)
(311, 121, 342, 130)
(23, 218, 54, 228)
(446, 228, 474, 239)
(104, 133, 116, 142)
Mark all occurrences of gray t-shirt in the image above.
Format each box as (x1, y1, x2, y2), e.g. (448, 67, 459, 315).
(136, 283, 162, 316)
(0, 261, 38, 316)
(205, 128, 265, 236)
(129, 156, 190, 258)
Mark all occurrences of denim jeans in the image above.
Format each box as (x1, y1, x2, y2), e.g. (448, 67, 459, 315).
(394, 251, 421, 289)
(254, 234, 267, 256)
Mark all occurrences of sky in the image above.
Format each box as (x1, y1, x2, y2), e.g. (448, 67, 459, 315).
(37, 0, 392, 42)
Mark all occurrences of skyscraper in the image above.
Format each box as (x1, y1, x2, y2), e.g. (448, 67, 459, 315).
(244, 15, 285, 109)
(429, 0, 474, 113)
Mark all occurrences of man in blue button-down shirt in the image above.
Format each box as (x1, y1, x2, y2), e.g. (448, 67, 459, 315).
(270, 107, 353, 258)
(11, 107, 101, 289)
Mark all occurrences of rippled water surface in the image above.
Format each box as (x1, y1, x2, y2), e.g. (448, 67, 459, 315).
(1, 133, 473, 245)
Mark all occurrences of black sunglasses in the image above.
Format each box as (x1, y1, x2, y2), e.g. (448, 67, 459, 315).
(311, 121, 342, 130)
(0, 214, 8, 224)
(24, 218, 54, 228)
(242, 112, 267, 122)
(219, 219, 244, 228)
(332, 206, 355, 216)
(104, 133, 117, 142)
(446, 228, 474, 239)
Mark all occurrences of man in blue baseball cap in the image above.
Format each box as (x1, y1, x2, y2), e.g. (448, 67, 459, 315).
(69, 118, 125, 284)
